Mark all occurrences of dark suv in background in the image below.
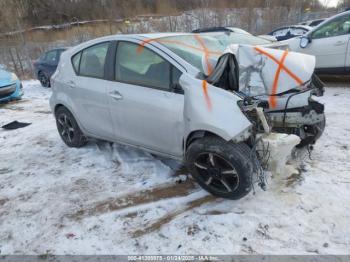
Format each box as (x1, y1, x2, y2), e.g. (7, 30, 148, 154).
(34, 48, 66, 87)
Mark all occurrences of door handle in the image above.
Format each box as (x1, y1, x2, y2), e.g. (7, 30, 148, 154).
(334, 41, 346, 46)
(68, 80, 76, 88)
(109, 90, 123, 100)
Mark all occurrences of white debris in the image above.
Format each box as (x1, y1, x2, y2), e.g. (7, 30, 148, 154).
(259, 133, 301, 177)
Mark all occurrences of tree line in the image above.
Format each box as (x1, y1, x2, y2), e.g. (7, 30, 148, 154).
(0, 0, 339, 33)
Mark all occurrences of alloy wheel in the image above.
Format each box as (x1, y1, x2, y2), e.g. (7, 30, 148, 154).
(194, 152, 240, 193)
(57, 113, 75, 143)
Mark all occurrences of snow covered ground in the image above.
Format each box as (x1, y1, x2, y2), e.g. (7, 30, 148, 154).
(0, 80, 349, 255)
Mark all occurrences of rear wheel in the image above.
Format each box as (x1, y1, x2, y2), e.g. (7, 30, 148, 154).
(38, 72, 50, 87)
(55, 106, 87, 148)
(186, 137, 253, 200)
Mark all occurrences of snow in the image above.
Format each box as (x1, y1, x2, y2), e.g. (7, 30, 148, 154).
(0, 80, 350, 255)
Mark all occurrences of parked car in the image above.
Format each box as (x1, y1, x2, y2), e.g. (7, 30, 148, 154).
(300, 19, 326, 27)
(34, 48, 66, 87)
(193, 26, 278, 43)
(267, 25, 312, 41)
(283, 10, 350, 74)
(50, 33, 325, 199)
(193, 29, 287, 50)
(0, 69, 23, 103)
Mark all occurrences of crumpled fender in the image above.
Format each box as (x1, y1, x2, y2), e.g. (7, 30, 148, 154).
(180, 74, 252, 142)
(224, 44, 316, 97)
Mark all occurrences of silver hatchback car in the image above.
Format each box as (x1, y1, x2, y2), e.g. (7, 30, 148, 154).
(50, 33, 325, 199)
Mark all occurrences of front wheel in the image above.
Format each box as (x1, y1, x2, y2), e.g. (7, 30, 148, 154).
(55, 106, 87, 148)
(186, 137, 254, 200)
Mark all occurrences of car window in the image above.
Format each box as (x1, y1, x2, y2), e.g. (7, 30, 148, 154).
(79, 42, 109, 78)
(45, 50, 58, 64)
(272, 28, 290, 37)
(72, 52, 81, 74)
(159, 35, 225, 74)
(309, 20, 324, 27)
(290, 27, 308, 35)
(312, 14, 350, 39)
(115, 41, 174, 90)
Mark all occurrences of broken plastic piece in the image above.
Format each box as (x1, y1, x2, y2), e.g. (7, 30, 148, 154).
(2, 121, 31, 130)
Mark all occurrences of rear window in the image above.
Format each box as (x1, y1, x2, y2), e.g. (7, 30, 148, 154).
(71, 42, 109, 78)
(72, 52, 81, 74)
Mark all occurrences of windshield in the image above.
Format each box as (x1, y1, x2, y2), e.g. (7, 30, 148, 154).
(159, 33, 271, 74)
(158, 35, 224, 74)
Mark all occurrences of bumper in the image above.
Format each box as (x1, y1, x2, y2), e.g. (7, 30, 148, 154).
(0, 80, 23, 103)
(267, 100, 325, 147)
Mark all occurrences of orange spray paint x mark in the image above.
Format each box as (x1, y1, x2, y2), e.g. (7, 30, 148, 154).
(270, 50, 289, 108)
(202, 80, 212, 111)
(194, 34, 213, 75)
(254, 47, 304, 109)
(137, 38, 222, 56)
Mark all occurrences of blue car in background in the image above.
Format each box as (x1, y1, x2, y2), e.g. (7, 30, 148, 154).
(0, 69, 23, 103)
(34, 48, 66, 87)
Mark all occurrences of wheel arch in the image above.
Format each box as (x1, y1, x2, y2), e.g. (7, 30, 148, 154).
(184, 130, 228, 152)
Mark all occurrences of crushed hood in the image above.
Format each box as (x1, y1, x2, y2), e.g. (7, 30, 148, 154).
(207, 44, 316, 100)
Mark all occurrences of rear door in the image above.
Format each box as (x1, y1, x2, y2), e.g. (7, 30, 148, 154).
(67, 41, 115, 140)
(303, 13, 350, 71)
(106, 40, 185, 157)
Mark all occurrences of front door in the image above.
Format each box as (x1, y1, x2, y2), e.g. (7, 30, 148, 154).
(304, 13, 350, 71)
(106, 41, 184, 157)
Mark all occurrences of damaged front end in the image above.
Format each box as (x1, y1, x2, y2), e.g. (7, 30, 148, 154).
(207, 44, 326, 149)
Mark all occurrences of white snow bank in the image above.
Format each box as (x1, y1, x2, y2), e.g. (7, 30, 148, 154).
(0, 81, 349, 255)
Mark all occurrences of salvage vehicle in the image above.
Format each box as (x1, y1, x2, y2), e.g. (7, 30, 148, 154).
(0, 69, 23, 103)
(34, 48, 67, 87)
(50, 33, 325, 199)
(193, 26, 279, 44)
(283, 10, 350, 74)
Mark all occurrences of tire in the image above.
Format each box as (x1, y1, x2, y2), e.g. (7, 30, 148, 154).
(38, 71, 50, 88)
(55, 106, 87, 148)
(186, 136, 254, 200)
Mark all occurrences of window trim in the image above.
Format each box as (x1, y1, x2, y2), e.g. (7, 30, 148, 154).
(70, 41, 111, 80)
(113, 40, 183, 93)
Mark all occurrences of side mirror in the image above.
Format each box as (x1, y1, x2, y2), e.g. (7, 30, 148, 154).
(171, 83, 184, 94)
(300, 36, 311, 48)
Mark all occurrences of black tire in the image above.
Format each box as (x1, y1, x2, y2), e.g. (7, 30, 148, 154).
(55, 106, 87, 148)
(186, 136, 253, 200)
(38, 71, 50, 88)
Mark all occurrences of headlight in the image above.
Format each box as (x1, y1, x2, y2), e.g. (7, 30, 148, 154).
(10, 73, 18, 82)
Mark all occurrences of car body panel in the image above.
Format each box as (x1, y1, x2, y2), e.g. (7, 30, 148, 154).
(181, 73, 252, 143)
(0, 69, 23, 103)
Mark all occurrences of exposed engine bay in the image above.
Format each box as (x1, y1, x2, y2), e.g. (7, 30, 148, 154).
(206, 44, 326, 148)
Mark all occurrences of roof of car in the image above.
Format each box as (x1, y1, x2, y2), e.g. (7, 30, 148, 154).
(137, 32, 193, 39)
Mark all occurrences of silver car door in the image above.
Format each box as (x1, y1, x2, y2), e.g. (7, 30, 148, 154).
(69, 41, 115, 140)
(303, 13, 350, 70)
(106, 40, 185, 157)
